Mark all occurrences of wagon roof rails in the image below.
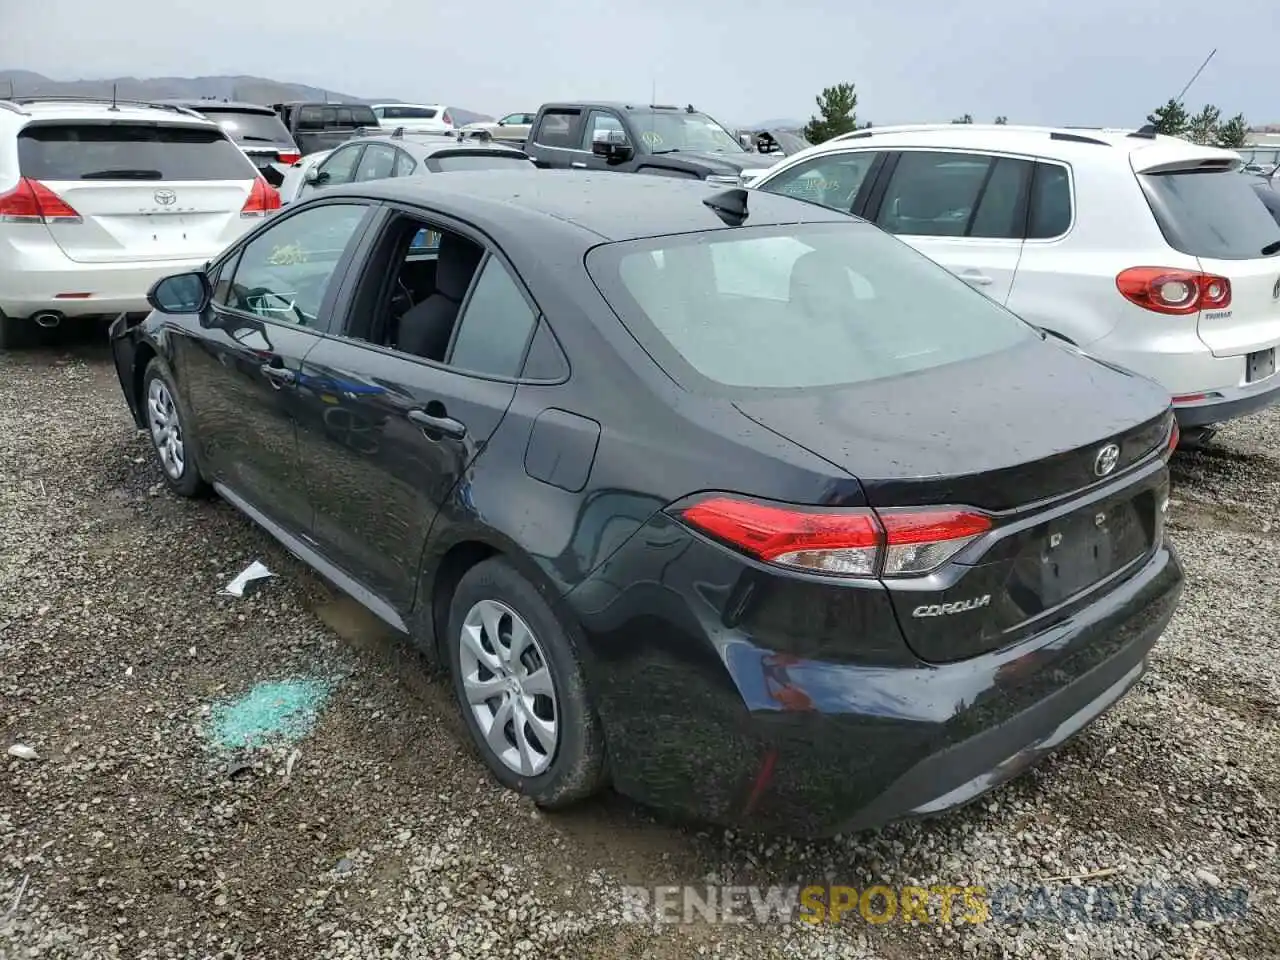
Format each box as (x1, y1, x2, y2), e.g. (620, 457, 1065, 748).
(8, 95, 205, 118)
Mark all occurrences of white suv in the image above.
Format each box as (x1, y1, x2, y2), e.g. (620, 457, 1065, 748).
(750, 124, 1280, 441)
(0, 97, 281, 348)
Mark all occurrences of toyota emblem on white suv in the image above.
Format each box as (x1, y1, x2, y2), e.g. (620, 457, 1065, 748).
(153, 189, 177, 206)
(1094, 443, 1120, 477)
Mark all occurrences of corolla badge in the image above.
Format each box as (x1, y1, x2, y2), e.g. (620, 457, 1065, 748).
(1094, 442, 1120, 477)
(153, 189, 177, 206)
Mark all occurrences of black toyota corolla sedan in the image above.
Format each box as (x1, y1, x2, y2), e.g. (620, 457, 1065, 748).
(109, 171, 1183, 836)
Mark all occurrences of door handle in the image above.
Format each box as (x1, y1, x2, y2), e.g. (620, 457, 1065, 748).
(260, 363, 296, 388)
(408, 408, 467, 439)
(958, 271, 993, 287)
(571, 161, 588, 169)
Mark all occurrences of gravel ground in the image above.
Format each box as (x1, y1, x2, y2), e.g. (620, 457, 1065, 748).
(1, 341, 1277, 960)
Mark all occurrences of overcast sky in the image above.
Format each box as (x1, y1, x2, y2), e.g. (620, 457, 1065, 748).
(2, 0, 1276, 127)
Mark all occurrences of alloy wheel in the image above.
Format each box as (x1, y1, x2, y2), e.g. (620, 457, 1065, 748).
(458, 599, 559, 777)
(146, 378, 186, 480)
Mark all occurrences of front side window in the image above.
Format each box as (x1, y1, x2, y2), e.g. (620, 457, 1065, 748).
(875, 151, 996, 238)
(218, 204, 368, 326)
(585, 222, 1034, 391)
(758, 152, 879, 213)
(449, 257, 538, 377)
(584, 111, 626, 149)
(318, 145, 363, 185)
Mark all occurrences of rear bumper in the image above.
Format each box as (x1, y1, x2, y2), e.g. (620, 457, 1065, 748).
(0, 252, 215, 319)
(1173, 373, 1280, 427)
(569, 518, 1184, 837)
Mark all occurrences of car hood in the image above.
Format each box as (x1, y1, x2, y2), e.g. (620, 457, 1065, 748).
(671, 150, 778, 174)
(732, 337, 1173, 511)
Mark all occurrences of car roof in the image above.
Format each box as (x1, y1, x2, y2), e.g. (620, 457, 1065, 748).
(327, 169, 855, 243)
(540, 102, 705, 114)
(786, 123, 1243, 170)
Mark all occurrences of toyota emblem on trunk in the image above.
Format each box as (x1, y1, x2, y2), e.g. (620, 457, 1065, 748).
(1094, 443, 1120, 477)
(153, 189, 177, 206)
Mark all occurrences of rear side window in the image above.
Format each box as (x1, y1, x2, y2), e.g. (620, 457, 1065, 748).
(449, 257, 538, 377)
(1140, 168, 1280, 260)
(17, 123, 255, 181)
(427, 153, 534, 172)
(1027, 163, 1073, 239)
(197, 109, 292, 145)
(586, 222, 1034, 391)
(534, 110, 581, 148)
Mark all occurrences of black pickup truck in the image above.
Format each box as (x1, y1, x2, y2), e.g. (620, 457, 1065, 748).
(524, 102, 776, 182)
(271, 101, 380, 158)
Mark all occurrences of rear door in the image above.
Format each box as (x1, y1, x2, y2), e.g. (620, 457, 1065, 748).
(296, 214, 537, 610)
(1137, 160, 1280, 359)
(16, 120, 259, 263)
(865, 149, 1031, 304)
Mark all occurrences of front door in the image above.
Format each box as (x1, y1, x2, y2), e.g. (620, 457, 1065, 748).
(867, 149, 1030, 305)
(180, 200, 373, 535)
(580, 110, 628, 172)
(296, 219, 539, 611)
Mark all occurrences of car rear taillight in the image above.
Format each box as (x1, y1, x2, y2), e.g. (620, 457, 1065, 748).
(1164, 418, 1180, 460)
(277, 150, 301, 166)
(0, 177, 82, 224)
(678, 496, 992, 578)
(241, 177, 282, 218)
(1116, 267, 1231, 316)
(442, 109, 454, 127)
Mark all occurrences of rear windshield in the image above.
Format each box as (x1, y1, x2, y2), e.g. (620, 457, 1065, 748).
(586, 221, 1034, 392)
(380, 106, 438, 120)
(1140, 168, 1280, 260)
(296, 105, 379, 130)
(427, 153, 533, 172)
(196, 108, 293, 145)
(18, 123, 256, 181)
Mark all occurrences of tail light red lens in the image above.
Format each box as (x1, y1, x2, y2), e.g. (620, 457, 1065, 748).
(442, 109, 453, 126)
(1164, 418, 1180, 459)
(277, 151, 301, 166)
(240, 177, 282, 218)
(678, 496, 992, 578)
(0, 177, 82, 224)
(1116, 267, 1231, 316)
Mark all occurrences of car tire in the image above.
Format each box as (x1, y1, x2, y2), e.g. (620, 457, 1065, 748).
(142, 358, 210, 498)
(447, 557, 606, 809)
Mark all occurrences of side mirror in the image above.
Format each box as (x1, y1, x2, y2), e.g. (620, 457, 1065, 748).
(147, 271, 211, 315)
(304, 166, 324, 184)
(592, 129, 634, 163)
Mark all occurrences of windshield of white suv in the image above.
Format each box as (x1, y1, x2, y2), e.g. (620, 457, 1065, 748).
(1140, 168, 1280, 260)
(586, 221, 1034, 392)
(18, 123, 257, 181)
(632, 111, 746, 154)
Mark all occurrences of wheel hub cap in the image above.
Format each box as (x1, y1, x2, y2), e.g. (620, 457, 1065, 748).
(458, 599, 559, 777)
(146, 379, 185, 480)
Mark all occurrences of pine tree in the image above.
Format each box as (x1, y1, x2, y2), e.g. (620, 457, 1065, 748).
(803, 83, 858, 143)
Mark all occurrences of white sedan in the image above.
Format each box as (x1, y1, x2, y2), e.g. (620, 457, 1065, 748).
(276, 150, 333, 206)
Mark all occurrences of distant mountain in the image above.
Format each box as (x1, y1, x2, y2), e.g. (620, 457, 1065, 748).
(0, 71, 491, 126)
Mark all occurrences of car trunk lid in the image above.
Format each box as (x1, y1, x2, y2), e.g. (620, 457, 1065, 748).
(733, 339, 1173, 662)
